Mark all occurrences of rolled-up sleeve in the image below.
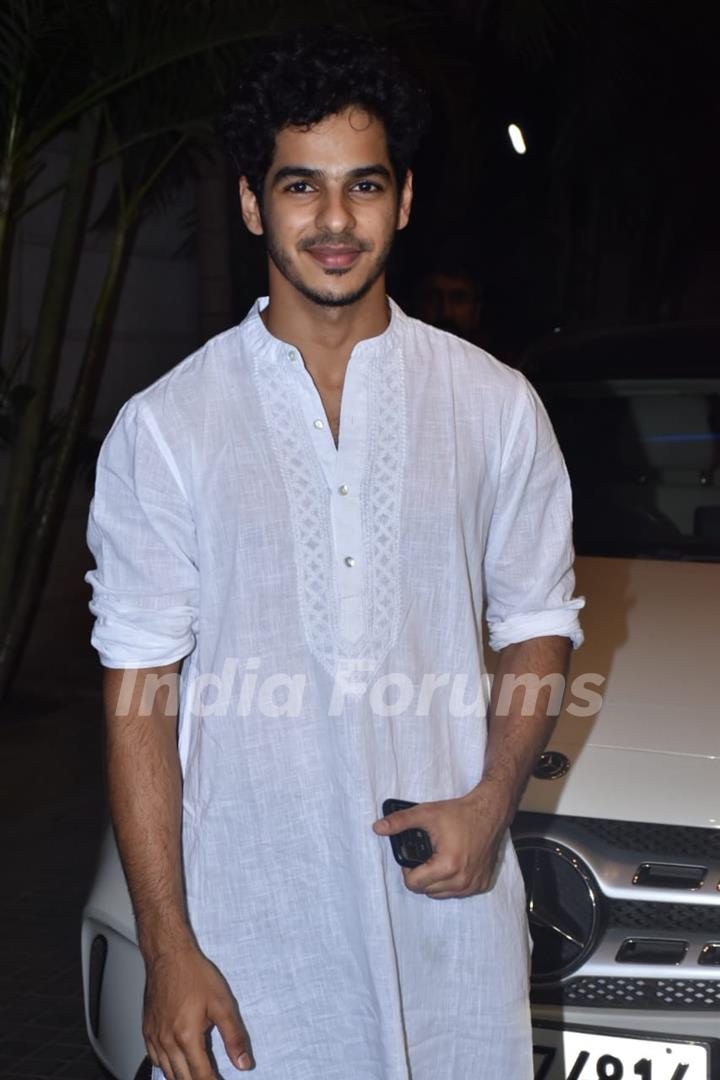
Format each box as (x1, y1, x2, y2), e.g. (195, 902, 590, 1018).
(484, 375, 584, 652)
(85, 397, 199, 669)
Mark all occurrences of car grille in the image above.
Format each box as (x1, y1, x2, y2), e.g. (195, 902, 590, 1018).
(563, 816, 720, 861)
(534, 976, 720, 1010)
(609, 899, 720, 934)
(512, 813, 720, 1010)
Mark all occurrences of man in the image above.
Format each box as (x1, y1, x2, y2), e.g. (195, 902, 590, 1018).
(86, 29, 584, 1080)
(413, 259, 485, 345)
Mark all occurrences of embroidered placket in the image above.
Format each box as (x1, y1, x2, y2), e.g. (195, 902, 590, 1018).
(253, 319, 406, 690)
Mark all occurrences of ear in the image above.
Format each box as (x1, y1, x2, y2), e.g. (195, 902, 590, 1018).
(396, 169, 414, 232)
(239, 176, 264, 236)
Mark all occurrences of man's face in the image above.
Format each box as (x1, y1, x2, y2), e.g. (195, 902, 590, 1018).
(240, 107, 412, 307)
(416, 273, 482, 337)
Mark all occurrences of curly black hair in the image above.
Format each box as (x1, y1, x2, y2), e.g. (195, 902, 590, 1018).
(219, 28, 429, 198)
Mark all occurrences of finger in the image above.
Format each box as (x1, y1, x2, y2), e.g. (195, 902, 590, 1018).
(145, 1037, 161, 1071)
(425, 880, 464, 898)
(425, 873, 486, 898)
(181, 1033, 218, 1080)
(157, 1049, 177, 1080)
(401, 855, 451, 893)
(420, 864, 463, 892)
(373, 808, 428, 835)
(210, 998, 254, 1071)
(165, 1047, 193, 1080)
(400, 867, 425, 894)
(168, 1027, 215, 1080)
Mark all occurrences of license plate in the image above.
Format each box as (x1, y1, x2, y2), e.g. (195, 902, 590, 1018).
(533, 1025, 710, 1080)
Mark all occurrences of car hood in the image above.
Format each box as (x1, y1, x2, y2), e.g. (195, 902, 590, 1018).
(519, 555, 720, 829)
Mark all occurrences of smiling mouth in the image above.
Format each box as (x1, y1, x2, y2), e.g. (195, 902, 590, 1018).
(306, 245, 363, 270)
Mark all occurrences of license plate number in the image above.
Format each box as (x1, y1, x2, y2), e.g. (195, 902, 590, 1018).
(533, 1026, 709, 1080)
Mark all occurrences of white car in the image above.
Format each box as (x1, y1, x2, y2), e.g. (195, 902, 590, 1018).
(516, 324, 720, 1079)
(82, 324, 720, 1080)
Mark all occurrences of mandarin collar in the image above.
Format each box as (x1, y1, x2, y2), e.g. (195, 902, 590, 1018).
(241, 295, 404, 360)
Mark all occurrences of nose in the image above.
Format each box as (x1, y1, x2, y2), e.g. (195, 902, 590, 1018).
(315, 186, 356, 235)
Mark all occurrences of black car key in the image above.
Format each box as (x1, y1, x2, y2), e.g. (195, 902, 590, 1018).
(382, 798, 434, 868)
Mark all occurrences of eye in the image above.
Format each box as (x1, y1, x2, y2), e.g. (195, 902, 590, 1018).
(284, 181, 314, 193)
(352, 180, 382, 193)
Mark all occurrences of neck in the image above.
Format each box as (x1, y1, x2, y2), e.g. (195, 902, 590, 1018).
(261, 268, 390, 384)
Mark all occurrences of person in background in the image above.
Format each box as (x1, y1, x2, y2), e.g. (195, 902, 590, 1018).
(413, 257, 486, 345)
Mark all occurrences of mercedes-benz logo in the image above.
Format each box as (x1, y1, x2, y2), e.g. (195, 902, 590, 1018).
(533, 750, 571, 780)
(515, 839, 601, 983)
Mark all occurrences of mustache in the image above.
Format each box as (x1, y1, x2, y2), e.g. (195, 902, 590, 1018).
(298, 233, 373, 252)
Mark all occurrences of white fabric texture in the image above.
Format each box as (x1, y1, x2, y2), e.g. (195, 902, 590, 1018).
(86, 297, 584, 1080)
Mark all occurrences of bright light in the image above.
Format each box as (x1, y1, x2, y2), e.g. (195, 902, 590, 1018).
(508, 123, 527, 155)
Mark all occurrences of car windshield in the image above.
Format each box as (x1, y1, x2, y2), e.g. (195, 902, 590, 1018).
(534, 376, 720, 562)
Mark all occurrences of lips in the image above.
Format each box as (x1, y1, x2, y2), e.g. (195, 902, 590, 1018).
(306, 245, 362, 269)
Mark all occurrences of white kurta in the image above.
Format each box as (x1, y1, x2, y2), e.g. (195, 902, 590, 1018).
(86, 297, 584, 1080)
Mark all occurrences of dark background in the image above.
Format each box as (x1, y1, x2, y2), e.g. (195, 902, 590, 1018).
(1, 3, 718, 1078)
(228, 2, 720, 362)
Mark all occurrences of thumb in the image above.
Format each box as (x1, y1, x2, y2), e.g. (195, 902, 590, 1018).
(210, 996, 254, 1071)
(373, 809, 420, 835)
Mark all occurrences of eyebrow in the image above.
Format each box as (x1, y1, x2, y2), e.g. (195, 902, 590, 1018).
(271, 164, 392, 186)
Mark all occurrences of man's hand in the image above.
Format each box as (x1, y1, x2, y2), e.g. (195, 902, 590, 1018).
(372, 783, 509, 899)
(103, 666, 253, 1075)
(143, 945, 254, 1078)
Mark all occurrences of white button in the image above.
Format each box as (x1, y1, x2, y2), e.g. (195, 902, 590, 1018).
(344, 556, 355, 568)
(313, 418, 324, 430)
(288, 349, 297, 362)
(338, 484, 349, 495)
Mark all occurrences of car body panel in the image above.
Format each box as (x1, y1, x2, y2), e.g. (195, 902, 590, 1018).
(532, 1003, 718, 1041)
(81, 915, 145, 1079)
(520, 555, 720, 829)
(85, 828, 137, 943)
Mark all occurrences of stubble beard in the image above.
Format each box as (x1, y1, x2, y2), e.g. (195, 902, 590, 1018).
(264, 224, 395, 308)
